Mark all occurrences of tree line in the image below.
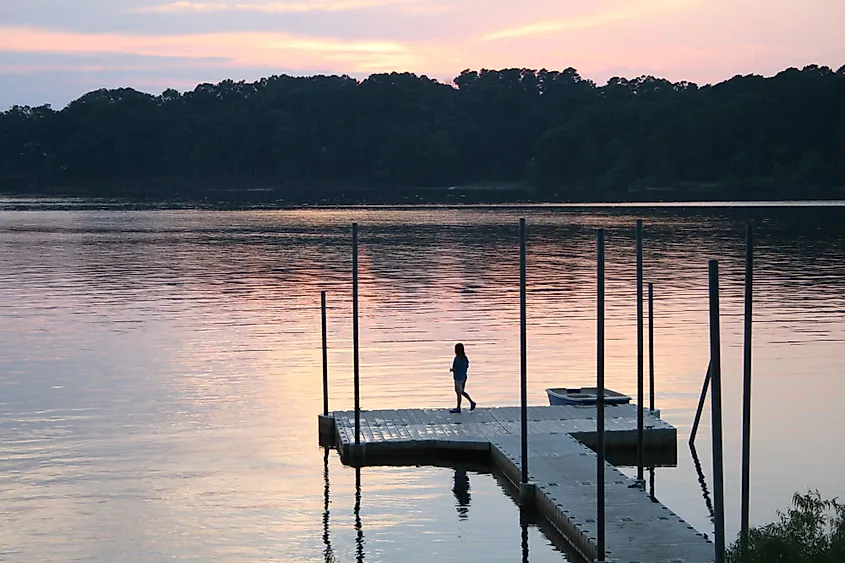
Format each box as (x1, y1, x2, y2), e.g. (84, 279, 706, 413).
(1, 65, 844, 203)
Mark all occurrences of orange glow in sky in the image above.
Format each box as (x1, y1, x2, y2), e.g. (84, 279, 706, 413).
(1, 0, 843, 108)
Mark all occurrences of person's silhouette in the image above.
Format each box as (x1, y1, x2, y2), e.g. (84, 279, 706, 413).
(452, 468, 471, 519)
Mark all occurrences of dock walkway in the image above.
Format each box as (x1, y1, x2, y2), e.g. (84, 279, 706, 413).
(321, 405, 714, 563)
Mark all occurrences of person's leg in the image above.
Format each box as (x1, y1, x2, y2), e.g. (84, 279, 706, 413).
(461, 387, 476, 411)
(451, 380, 463, 412)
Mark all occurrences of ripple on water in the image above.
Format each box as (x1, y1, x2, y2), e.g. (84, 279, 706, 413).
(1, 202, 845, 561)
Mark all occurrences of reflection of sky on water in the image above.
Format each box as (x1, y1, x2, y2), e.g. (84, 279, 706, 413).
(1, 202, 844, 559)
(320, 455, 574, 562)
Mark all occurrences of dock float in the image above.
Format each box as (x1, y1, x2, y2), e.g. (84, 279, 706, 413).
(319, 404, 714, 563)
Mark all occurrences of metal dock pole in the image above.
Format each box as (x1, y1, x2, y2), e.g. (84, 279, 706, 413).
(689, 362, 711, 446)
(648, 282, 655, 412)
(636, 219, 644, 484)
(353, 223, 360, 446)
(709, 260, 726, 563)
(520, 217, 528, 486)
(322, 290, 329, 417)
(318, 291, 335, 447)
(741, 223, 754, 553)
(597, 229, 606, 561)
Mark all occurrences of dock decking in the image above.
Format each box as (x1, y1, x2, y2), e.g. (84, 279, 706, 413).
(320, 404, 714, 563)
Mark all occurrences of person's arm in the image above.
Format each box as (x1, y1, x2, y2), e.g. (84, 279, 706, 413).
(450, 357, 456, 372)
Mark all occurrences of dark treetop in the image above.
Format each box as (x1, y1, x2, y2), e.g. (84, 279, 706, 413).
(1, 65, 844, 204)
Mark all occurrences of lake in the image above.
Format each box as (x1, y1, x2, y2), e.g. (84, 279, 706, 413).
(1, 198, 844, 562)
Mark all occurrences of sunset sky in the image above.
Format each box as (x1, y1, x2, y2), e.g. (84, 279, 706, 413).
(1, 0, 843, 109)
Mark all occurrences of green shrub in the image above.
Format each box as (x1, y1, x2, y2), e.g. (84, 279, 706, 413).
(727, 491, 845, 563)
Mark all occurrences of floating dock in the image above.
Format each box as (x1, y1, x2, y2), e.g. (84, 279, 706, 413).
(319, 404, 714, 563)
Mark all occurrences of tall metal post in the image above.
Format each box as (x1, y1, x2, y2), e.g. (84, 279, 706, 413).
(636, 219, 644, 484)
(648, 282, 655, 412)
(519, 218, 528, 484)
(322, 290, 329, 417)
(689, 363, 711, 446)
(596, 229, 606, 561)
(709, 260, 726, 563)
(352, 223, 360, 445)
(741, 223, 754, 553)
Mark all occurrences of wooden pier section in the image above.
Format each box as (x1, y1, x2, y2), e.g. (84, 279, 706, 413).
(319, 404, 714, 563)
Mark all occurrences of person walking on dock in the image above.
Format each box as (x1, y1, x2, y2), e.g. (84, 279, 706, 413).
(449, 343, 476, 413)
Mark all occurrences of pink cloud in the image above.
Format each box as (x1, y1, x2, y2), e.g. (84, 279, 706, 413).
(0, 26, 430, 72)
(1, 0, 843, 93)
(134, 0, 448, 14)
(481, 0, 694, 41)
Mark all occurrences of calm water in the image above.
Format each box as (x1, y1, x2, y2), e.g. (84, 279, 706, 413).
(1, 199, 844, 562)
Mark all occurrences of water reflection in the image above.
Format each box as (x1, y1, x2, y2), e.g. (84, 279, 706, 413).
(689, 443, 716, 523)
(321, 451, 365, 563)
(521, 508, 530, 563)
(354, 467, 364, 563)
(323, 448, 334, 562)
(319, 456, 575, 562)
(3, 202, 845, 559)
(649, 467, 657, 503)
(453, 468, 471, 520)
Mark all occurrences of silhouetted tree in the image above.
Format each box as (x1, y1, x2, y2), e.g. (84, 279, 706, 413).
(0, 66, 843, 202)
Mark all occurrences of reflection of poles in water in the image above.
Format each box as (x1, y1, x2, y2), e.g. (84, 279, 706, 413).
(452, 468, 471, 520)
(354, 467, 364, 563)
(520, 508, 529, 563)
(649, 466, 656, 503)
(322, 448, 335, 562)
(689, 443, 716, 523)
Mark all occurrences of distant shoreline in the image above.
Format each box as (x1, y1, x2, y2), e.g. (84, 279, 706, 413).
(3, 186, 845, 210)
(3, 176, 845, 205)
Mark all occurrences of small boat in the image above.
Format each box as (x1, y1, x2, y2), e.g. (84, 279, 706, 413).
(545, 387, 631, 406)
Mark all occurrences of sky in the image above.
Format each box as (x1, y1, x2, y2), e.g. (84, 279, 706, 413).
(1, 0, 843, 109)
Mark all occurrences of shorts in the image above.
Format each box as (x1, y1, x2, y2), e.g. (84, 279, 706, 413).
(454, 379, 467, 393)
